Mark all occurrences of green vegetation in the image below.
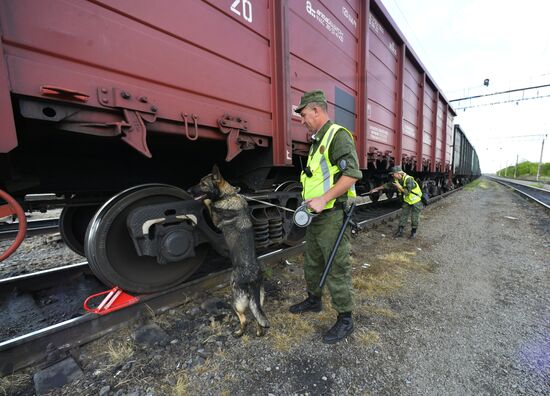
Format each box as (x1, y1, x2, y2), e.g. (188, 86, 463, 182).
(496, 161, 550, 181)
(464, 178, 490, 190)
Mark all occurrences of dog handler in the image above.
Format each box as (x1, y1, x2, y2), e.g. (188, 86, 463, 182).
(289, 90, 362, 344)
(370, 165, 423, 238)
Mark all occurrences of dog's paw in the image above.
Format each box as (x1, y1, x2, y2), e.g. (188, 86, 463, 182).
(234, 328, 245, 338)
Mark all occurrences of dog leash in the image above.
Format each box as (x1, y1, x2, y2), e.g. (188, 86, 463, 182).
(240, 195, 296, 213)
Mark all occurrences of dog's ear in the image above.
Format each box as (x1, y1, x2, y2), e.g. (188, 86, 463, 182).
(211, 164, 223, 182)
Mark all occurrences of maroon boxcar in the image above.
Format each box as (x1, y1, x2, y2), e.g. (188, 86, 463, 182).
(0, 0, 458, 291)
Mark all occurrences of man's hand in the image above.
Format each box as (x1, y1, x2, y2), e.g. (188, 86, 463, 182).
(393, 182, 403, 192)
(306, 196, 328, 213)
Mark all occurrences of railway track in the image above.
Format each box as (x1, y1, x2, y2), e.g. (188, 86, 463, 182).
(0, 218, 59, 240)
(0, 246, 295, 375)
(0, 189, 457, 375)
(487, 176, 550, 209)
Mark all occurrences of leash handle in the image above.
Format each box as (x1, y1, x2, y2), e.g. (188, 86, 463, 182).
(292, 203, 319, 227)
(318, 202, 356, 289)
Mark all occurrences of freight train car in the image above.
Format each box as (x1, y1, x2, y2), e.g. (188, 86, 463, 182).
(452, 124, 481, 185)
(1, 0, 462, 291)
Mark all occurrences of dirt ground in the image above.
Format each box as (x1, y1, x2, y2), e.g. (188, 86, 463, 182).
(1, 177, 549, 395)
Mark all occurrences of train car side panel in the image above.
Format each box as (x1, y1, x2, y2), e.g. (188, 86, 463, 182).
(453, 125, 463, 176)
(435, 98, 445, 170)
(422, 82, 436, 170)
(0, 40, 16, 153)
(0, 0, 275, 145)
(366, 10, 399, 161)
(288, 0, 359, 144)
(445, 109, 454, 171)
(452, 124, 480, 182)
(401, 54, 422, 167)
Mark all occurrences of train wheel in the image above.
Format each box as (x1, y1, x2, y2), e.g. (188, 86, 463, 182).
(0, 189, 27, 261)
(84, 184, 207, 293)
(59, 205, 100, 256)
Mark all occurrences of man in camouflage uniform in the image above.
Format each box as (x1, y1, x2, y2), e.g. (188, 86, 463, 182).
(370, 165, 423, 238)
(289, 90, 362, 344)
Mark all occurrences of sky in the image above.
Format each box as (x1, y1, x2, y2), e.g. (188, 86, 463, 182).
(379, 0, 550, 173)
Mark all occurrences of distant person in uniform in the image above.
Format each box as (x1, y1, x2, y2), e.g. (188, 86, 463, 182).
(289, 89, 362, 344)
(370, 165, 423, 238)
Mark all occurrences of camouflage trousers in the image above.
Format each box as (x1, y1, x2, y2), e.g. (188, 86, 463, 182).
(399, 201, 423, 228)
(303, 208, 353, 313)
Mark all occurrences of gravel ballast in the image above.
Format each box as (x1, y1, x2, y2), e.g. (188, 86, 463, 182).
(1, 177, 548, 395)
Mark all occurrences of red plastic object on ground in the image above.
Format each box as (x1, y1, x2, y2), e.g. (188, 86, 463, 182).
(0, 189, 27, 261)
(83, 287, 140, 315)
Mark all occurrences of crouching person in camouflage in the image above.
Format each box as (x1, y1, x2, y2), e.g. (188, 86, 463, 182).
(370, 166, 423, 239)
(288, 89, 362, 344)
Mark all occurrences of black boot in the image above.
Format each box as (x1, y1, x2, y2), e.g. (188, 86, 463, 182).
(322, 313, 354, 344)
(289, 293, 322, 314)
(394, 226, 404, 238)
(409, 228, 417, 239)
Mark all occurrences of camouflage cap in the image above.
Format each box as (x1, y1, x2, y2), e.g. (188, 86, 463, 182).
(294, 90, 327, 114)
(388, 165, 403, 174)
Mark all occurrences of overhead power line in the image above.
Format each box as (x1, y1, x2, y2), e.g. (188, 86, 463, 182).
(454, 93, 550, 111)
(474, 134, 547, 141)
(449, 83, 550, 102)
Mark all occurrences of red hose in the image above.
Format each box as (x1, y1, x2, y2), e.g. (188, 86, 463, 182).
(0, 189, 27, 261)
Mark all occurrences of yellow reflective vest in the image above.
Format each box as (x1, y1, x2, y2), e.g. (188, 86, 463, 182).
(401, 174, 422, 205)
(301, 124, 357, 210)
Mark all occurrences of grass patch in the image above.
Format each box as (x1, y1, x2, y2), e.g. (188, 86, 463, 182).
(355, 329, 381, 345)
(144, 304, 171, 328)
(105, 338, 134, 365)
(464, 178, 490, 190)
(0, 374, 30, 396)
(352, 251, 434, 302)
(193, 358, 219, 375)
(208, 317, 226, 336)
(179, 349, 237, 395)
(355, 269, 403, 297)
(172, 371, 191, 396)
(267, 311, 317, 351)
(240, 334, 250, 345)
(356, 304, 398, 319)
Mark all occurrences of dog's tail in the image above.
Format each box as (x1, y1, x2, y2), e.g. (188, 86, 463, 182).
(249, 282, 269, 328)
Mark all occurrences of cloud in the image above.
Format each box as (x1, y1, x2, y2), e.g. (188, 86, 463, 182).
(380, 0, 550, 171)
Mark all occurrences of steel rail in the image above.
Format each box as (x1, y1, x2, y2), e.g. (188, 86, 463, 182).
(0, 262, 90, 295)
(0, 244, 304, 375)
(487, 177, 550, 209)
(0, 218, 59, 240)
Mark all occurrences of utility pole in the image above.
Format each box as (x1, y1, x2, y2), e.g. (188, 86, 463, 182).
(536, 135, 546, 181)
(514, 154, 518, 179)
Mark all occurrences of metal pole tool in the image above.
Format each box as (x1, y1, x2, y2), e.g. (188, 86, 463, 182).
(318, 202, 356, 289)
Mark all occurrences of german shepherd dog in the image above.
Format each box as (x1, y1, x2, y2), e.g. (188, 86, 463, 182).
(190, 165, 269, 336)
